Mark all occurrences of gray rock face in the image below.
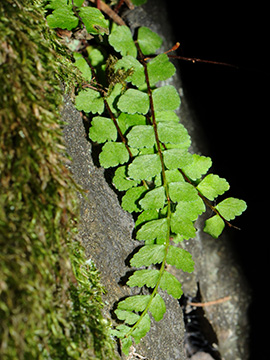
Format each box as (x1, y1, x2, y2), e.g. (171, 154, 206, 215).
(62, 97, 186, 360)
(62, 1, 250, 359)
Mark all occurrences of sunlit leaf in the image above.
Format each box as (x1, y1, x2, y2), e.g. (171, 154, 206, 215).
(163, 149, 193, 170)
(89, 116, 117, 143)
(152, 85, 180, 111)
(118, 295, 151, 312)
(127, 125, 155, 148)
(136, 218, 168, 244)
(137, 26, 162, 55)
(147, 54, 175, 86)
(79, 7, 109, 35)
(128, 154, 162, 181)
(75, 88, 104, 114)
(167, 246, 194, 272)
(118, 89, 149, 115)
(149, 294, 166, 321)
(115, 309, 140, 325)
(139, 186, 166, 210)
(109, 26, 137, 57)
(157, 122, 190, 147)
(113, 166, 140, 191)
(160, 271, 183, 299)
(131, 313, 151, 344)
(130, 244, 166, 267)
(99, 142, 129, 168)
(216, 197, 247, 221)
(121, 186, 147, 213)
(77, 7, 109, 35)
(182, 154, 212, 181)
(73, 52, 92, 81)
(127, 269, 159, 288)
(197, 174, 230, 200)
(204, 215, 225, 239)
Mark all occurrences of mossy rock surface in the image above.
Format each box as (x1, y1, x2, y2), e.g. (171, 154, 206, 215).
(0, 1, 115, 359)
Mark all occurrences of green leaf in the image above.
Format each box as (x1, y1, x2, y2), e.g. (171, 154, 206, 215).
(204, 215, 225, 239)
(182, 154, 212, 181)
(74, 0, 84, 6)
(89, 116, 117, 143)
(197, 174, 230, 200)
(155, 110, 180, 123)
(171, 213, 196, 240)
(117, 113, 147, 134)
(136, 219, 168, 244)
(131, 313, 151, 344)
(163, 149, 193, 170)
(147, 54, 176, 86)
(149, 294, 166, 321)
(166, 246, 194, 272)
(175, 197, 205, 221)
(75, 88, 104, 114)
(115, 56, 145, 87)
(121, 186, 147, 213)
(137, 27, 162, 55)
(152, 85, 180, 111)
(109, 26, 137, 57)
(113, 166, 140, 191)
(79, 7, 109, 35)
(99, 142, 129, 168)
(130, 244, 166, 267)
(117, 89, 149, 115)
(127, 125, 155, 148)
(135, 210, 159, 229)
(169, 182, 198, 202)
(73, 52, 92, 81)
(46, 6, 79, 30)
(127, 269, 159, 288)
(45, 0, 69, 10)
(118, 295, 151, 312)
(121, 336, 133, 356)
(111, 324, 130, 339)
(115, 309, 140, 325)
(215, 197, 247, 221)
(128, 154, 162, 181)
(157, 122, 191, 147)
(106, 83, 123, 114)
(139, 186, 166, 210)
(87, 46, 105, 66)
(160, 271, 183, 299)
(131, 0, 147, 5)
(165, 169, 185, 183)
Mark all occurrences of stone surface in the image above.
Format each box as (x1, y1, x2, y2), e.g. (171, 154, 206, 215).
(62, 96, 186, 360)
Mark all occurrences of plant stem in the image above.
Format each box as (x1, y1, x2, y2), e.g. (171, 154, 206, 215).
(125, 43, 173, 340)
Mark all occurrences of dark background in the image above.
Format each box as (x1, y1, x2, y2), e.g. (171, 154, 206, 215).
(166, 3, 269, 359)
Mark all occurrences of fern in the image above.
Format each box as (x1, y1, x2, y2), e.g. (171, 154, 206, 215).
(45, 2, 247, 356)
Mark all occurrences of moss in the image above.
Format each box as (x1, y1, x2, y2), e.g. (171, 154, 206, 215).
(0, 0, 116, 358)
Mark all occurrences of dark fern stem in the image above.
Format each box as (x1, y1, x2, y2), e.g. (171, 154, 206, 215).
(180, 285, 221, 360)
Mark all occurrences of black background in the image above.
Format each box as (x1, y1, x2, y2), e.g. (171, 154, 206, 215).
(166, 3, 269, 359)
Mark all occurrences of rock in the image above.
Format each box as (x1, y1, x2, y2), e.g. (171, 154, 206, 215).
(190, 352, 215, 360)
(62, 96, 186, 360)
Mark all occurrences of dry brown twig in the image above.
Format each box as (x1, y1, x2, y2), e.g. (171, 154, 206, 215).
(88, 0, 127, 25)
(188, 295, 231, 307)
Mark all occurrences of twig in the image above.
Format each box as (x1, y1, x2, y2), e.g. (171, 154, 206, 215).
(188, 295, 231, 307)
(115, 0, 134, 13)
(89, 0, 126, 26)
